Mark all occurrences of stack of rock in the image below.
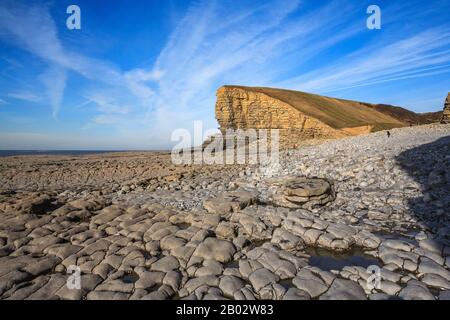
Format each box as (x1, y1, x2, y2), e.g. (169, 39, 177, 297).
(441, 93, 450, 124)
(266, 176, 335, 209)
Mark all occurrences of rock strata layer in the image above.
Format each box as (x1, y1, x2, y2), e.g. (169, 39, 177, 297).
(266, 176, 335, 209)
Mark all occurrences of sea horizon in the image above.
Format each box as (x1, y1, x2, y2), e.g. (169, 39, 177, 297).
(0, 149, 171, 157)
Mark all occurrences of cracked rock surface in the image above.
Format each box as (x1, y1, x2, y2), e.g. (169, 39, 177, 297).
(0, 124, 449, 300)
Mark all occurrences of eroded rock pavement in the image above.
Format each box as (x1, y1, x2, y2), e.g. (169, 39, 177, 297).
(0, 124, 449, 300)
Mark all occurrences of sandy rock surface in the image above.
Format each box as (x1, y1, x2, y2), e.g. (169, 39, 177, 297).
(0, 124, 449, 300)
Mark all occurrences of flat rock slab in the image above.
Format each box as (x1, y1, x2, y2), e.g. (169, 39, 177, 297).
(399, 282, 435, 300)
(293, 269, 328, 298)
(203, 190, 257, 214)
(248, 268, 279, 292)
(193, 237, 236, 263)
(319, 279, 367, 300)
(219, 275, 245, 297)
(151, 256, 180, 272)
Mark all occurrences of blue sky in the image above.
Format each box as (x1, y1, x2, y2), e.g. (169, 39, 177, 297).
(0, 0, 449, 150)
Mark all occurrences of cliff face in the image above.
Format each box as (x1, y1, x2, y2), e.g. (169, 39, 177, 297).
(441, 93, 450, 124)
(215, 86, 406, 148)
(215, 86, 349, 148)
(215, 86, 447, 148)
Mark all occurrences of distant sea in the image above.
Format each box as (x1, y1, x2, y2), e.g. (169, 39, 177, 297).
(0, 150, 131, 157)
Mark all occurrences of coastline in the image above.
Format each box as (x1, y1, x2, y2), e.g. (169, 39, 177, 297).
(0, 124, 449, 300)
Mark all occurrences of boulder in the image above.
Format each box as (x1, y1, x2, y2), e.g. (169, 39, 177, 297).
(266, 176, 335, 209)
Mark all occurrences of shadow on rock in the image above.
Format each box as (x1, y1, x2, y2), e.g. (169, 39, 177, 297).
(395, 135, 450, 246)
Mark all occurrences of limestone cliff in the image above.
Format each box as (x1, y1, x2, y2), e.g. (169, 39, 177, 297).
(441, 93, 450, 124)
(215, 86, 346, 147)
(215, 85, 416, 148)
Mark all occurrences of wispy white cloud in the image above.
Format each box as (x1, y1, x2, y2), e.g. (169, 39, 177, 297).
(40, 65, 67, 119)
(91, 114, 124, 125)
(7, 91, 41, 102)
(140, 0, 367, 145)
(1, 56, 24, 69)
(86, 91, 133, 115)
(279, 29, 450, 93)
(0, 0, 154, 118)
(0, 98, 7, 105)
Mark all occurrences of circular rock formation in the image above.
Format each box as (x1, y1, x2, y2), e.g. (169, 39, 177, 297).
(266, 176, 335, 209)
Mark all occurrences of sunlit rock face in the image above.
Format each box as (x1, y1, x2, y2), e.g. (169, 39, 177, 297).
(215, 86, 346, 149)
(214, 85, 414, 149)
